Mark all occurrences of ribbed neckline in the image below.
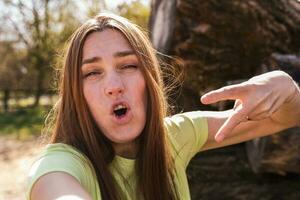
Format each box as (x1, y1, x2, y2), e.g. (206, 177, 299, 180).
(111, 155, 136, 179)
(46, 143, 136, 178)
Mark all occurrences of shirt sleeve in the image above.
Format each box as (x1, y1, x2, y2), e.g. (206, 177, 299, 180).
(26, 145, 94, 200)
(164, 111, 208, 168)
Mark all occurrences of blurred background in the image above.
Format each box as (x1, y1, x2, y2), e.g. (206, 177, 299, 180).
(0, 0, 300, 199)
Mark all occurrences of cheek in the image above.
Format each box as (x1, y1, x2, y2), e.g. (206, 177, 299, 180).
(83, 84, 93, 107)
(83, 84, 108, 132)
(83, 83, 103, 111)
(139, 79, 148, 114)
(142, 87, 148, 111)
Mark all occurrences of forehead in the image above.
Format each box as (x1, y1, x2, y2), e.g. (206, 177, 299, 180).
(82, 29, 133, 59)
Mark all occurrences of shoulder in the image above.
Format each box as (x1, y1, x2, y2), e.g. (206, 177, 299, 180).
(164, 111, 208, 142)
(28, 143, 93, 183)
(27, 143, 97, 200)
(30, 171, 93, 200)
(164, 111, 208, 167)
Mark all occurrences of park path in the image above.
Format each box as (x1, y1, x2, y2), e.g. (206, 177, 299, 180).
(0, 136, 42, 200)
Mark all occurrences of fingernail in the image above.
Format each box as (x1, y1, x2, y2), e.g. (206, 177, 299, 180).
(201, 95, 208, 103)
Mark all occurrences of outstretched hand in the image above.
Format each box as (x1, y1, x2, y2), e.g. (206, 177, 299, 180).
(201, 71, 298, 143)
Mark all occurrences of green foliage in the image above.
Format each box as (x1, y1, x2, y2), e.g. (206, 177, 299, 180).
(117, 0, 150, 30)
(0, 41, 21, 90)
(0, 0, 81, 97)
(0, 106, 49, 139)
(86, 0, 107, 18)
(0, 0, 151, 95)
(0, 1, 151, 139)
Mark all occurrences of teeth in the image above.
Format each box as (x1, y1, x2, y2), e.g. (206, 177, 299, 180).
(114, 104, 126, 111)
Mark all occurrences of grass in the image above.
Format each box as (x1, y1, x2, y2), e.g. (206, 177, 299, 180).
(0, 106, 51, 140)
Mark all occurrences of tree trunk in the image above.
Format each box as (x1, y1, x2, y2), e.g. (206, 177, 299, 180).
(33, 66, 45, 107)
(149, 0, 177, 54)
(151, 0, 300, 110)
(33, 72, 43, 107)
(246, 54, 300, 174)
(3, 89, 10, 112)
(150, 0, 300, 198)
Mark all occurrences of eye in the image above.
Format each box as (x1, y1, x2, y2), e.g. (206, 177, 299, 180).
(82, 71, 102, 79)
(119, 64, 139, 73)
(121, 64, 138, 69)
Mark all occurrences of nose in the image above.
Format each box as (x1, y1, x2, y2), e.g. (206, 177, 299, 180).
(104, 72, 124, 97)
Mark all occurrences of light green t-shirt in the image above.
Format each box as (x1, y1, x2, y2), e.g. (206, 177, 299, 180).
(26, 111, 208, 200)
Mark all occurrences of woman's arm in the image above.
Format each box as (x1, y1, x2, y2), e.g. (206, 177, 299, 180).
(200, 71, 300, 151)
(31, 172, 93, 200)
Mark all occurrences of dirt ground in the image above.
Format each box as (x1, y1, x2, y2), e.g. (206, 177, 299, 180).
(1, 136, 300, 200)
(0, 136, 42, 200)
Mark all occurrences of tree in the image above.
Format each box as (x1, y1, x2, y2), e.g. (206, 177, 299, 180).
(1, 0, 81, 106)
(117, 0, 150, 30)
(86, 0, 107, 18)
(0, 41, 23, 112)
(150, 0, 300, 111)
(150, 0, 300, 198)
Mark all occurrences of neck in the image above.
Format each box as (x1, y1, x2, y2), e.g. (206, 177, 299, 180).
(113, 140, 139, 159)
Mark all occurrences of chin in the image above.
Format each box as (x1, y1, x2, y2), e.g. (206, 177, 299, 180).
(110, 131, 142, 144)
(114, 136, 139, 144)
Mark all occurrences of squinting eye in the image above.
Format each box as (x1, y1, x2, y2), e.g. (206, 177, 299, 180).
(120, 64, 138, 70)
(83, 71, 101, 79)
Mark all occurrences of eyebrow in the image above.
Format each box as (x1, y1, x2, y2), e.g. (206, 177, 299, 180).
(82, 50, 136, 65)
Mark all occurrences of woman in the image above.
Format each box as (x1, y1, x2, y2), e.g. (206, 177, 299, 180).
(27, 13, 300, 200)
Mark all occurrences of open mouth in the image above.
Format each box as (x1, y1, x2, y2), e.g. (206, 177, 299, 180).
(113, 104, 128, 118)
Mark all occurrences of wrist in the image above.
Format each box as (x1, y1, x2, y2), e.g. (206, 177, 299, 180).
(288, 80, 300, 126)
(285, 74, 299, 104)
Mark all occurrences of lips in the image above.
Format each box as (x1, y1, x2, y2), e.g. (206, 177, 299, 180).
(110, 101, 132, 124)
(113, 104, 127, 117)
(111, 101, 130, 114)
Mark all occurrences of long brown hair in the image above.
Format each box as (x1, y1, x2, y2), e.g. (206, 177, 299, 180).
(49, 13, 178, 200)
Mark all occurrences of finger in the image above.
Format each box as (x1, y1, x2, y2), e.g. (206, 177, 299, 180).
(215, 106, 250, 142)
(233, 99, 242, 111)
(201, 84, 248, 105)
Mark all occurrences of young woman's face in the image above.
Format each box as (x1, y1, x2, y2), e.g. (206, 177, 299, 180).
(82, 29, 147, 146)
